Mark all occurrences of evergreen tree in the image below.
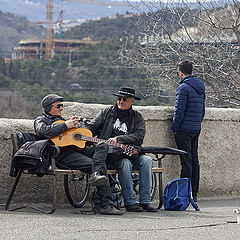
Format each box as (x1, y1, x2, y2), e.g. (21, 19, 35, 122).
(0, 56, 6, 76)
(7, 60, 15, 79)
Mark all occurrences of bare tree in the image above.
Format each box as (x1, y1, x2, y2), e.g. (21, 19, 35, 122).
(121, 0, 240, 107)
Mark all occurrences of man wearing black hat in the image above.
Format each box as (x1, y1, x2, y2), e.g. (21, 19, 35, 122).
(87, 87, 157, 212)
(34, 94, 124, 215)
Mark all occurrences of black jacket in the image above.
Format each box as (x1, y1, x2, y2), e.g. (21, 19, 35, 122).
(11, 139, 54, 177)
(34, 113, 68, 139)
(172, 75, 205, 134)
(88, 104, 146, 146)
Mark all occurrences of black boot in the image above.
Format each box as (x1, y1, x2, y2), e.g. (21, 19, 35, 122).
(139, 203, 157, 212)
(125, 203, 144, 212)
(99, 204, 125, 215)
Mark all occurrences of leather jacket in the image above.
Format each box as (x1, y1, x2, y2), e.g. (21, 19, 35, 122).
(34, 113, 68, 139)
(88, 104, 146, 146)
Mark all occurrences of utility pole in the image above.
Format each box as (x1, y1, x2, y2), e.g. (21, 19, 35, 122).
(45, 0, 53, 59)
(68, 49, 72, 68)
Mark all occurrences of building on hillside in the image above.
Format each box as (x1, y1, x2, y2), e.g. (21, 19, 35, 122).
(12, 38, 99, 60)
(139, 25, 238, 46)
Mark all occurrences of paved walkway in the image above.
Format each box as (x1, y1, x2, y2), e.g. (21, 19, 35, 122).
(0, 198, 240, 240)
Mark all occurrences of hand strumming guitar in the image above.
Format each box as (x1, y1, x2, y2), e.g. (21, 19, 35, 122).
(65, 116, 80, 129)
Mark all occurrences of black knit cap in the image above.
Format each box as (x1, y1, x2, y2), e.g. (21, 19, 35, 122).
(41, 94, 63, 113)
(113, 87, 141, 100)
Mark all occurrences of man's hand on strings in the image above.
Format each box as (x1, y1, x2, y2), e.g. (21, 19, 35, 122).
(65, 116, 80, 129)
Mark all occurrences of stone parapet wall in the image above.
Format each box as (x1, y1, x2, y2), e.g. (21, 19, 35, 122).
(0, 103, 239, 204)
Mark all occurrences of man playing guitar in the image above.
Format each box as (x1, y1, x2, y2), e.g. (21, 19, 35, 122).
(34, 94, 124, 215)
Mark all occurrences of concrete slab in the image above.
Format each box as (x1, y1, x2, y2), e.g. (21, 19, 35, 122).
(0, 198, 240, 240)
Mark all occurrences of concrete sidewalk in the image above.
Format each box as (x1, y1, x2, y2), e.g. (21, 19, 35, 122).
(0, 198, 240, 240)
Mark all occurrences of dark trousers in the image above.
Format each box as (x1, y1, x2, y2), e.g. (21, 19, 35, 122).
(56, 142, 112, 207)
(174, 132, 200, 194)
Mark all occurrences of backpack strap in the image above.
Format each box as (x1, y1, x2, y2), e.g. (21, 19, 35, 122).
(174, 181, 180, 200)
(188, 179, 200, 211)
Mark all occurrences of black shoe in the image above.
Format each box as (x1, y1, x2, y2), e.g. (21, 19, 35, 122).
(99, 205, 125, 215)
(88, 172, 108, 187)
(125, 203, 144, 212)
(139, 203, 157, 212)
(193, 194, 198, 202)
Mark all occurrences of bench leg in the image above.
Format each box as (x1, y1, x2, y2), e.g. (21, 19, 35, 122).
(157, 172, 163, 209)
(28, 174, 57, 214)
(5, 171, 57, 214)
(157, 156, 163, 209)
(5, 170, 22, 211)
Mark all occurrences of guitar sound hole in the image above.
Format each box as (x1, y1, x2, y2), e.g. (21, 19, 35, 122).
(73, 133, 82, 141)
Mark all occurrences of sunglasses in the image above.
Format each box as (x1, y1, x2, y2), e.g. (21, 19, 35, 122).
(56, 104, 63, 108)
(118, 97, 127, 102)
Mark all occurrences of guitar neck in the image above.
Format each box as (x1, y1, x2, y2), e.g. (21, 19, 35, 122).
(81, 135, 124, 149)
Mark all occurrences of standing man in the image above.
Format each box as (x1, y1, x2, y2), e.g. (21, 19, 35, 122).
(34, 94, 124, 215)
(87, 87, 157, 212)
(172, 61, 205, 202)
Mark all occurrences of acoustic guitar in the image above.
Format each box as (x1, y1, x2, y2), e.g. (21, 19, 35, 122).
(51, 120, 138, 156)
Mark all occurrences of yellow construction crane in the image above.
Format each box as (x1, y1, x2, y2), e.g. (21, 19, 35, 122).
(45, 0, 125, 59)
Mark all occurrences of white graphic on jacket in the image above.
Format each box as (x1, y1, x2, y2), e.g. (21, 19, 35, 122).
(113, 118, 128, 134)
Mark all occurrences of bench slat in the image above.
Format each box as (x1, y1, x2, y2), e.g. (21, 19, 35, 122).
(52, 169, 86, 175)
(52, 167, 163, 175)
(108, 168, 163, 174)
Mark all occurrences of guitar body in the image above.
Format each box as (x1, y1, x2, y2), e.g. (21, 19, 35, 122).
(51, 120, 92, 149)
(51, 120, 138, 156)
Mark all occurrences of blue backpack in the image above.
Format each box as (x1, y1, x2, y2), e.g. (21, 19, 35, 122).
(163, 178, 199, 211)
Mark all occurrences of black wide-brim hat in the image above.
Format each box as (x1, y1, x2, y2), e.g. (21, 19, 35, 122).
(113, 87, 141, 100)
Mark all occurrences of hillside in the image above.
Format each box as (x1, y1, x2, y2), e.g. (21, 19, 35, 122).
(0, 5, 196, 57)
(0, 10, 43, 57)
(0, 39, 154, 118)
(63, 8, 195, 41)
(0, 0, 136, 22)
(63, 14, 141, 41)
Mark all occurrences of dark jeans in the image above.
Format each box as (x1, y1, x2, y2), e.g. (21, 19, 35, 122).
(174, 132, 200, 194)
(56, 142, 112, 207)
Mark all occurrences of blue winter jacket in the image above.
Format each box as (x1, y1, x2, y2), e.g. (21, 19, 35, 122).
(172, 75, 205, 134)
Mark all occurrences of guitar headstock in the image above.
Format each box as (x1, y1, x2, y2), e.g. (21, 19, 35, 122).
(124, 151, 132, 156)
(123, 145, 138, 156)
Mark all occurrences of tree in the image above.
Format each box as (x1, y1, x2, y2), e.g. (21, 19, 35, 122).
(121, 0, 240, 107)
(0, 73, 12, 88)
(0, 56, 6, 76)
(7, 60, 16, 79)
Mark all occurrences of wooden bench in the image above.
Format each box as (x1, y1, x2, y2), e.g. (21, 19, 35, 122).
(5, 132, 185, 214)
(57, 167, 163, 210)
